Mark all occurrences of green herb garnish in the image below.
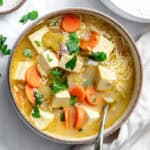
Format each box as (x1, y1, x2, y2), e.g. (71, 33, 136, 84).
(0, 34, 11, 55)
(60, 112, 65, 121)
(65, 55, 77, 70)
(23, 48, 32, 58)
(67, 32, 80, 54)
(32, 105, 40, 118)
(34, 40, 41, 47)
(70, 96, 77, 106)
(32, 91, 43, 118)
(92, 97, 96, 103)
(51, 78, 68, 93)
(0, 0, 3, 6)
(28, 11, 38, 20)
(91, 52, 107, 61)
(19, 10, 38, 24)
(47, 54, 52, 62)
(34, 91, 43, 105)
(51, 69, 62, 77)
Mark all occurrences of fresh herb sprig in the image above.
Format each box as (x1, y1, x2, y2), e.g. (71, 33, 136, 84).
(50, 69, 68, 93)
(70, 96, 77, 106)
(32, 91, 44, 118)
(23, 48, 32, 58)
(65, 55, 77, 70)
(0, 34, 11, 55)
(19, 10, 39, 24)
(67, 32, 80, 54)
(0, 0, 3, 6)
(91, 52, 107, 61)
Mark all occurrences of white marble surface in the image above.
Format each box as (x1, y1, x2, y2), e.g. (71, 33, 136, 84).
(0, 0, 150, 150)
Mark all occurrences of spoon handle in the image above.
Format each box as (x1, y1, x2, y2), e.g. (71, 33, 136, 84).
(94, 104, 109, 150)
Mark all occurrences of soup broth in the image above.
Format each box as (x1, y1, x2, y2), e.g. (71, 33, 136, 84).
(10, 13, 135, 138)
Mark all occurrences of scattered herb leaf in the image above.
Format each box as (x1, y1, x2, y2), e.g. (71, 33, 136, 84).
(51, 69, 62, 77)
(65, 55, 77, 70)
(23, 48, 32, 58)
(34, 91, 43, 105)
(47, 54, 52, 62)
(70, 96, 77, 106)
(91, 52, 107, 61)
(28, 11, 38, 20)
(0, 34, 11, 55)
(78, 128, 83, 132)
(60, 112, 65, 121)
(0, 0, 3, 6)
(34, 40, 41, 47)
(32, 105, 40, 118)
(19, 10, 39, 24)
(67, 32, 80, 54)
(92, 97, 96, 103)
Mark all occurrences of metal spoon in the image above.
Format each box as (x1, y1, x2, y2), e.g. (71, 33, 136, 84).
(94, 104, 109, 150)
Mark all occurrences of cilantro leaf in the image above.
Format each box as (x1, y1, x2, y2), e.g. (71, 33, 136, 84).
(0, 0, 3, 6)
(47, 54, 52, 62)
(67, 32, 80, 54)
(65, 55, 77, 70)
(28, 11, 38, 20)
(70, 96, 77, 106)
(34, 91, 43, 105)
(51, 69, 62, 77)
(23, 48, 32, 58)
(34, 40, 41, 47)
(19, 10, 38, 24)
(60, 112, 65, 121)
(32, 105, 40, 118)
(91, 52, 107, 61)
(0, 34, 11, 55)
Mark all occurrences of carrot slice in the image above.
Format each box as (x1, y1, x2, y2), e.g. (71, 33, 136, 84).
(25, 84, 35, 106)
(25, 65, 41, 88)
(69, 85, 85, 102)
(64, 107, 70, 128)
(85, 86, 104, 106)
(74, 106, 88, 130)
(62, 14, 80, 32)
(80, 32, 100, 50)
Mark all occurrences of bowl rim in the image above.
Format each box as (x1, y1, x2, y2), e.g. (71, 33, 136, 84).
(8, 7, 143, 144)
(0, 0, 26, 15)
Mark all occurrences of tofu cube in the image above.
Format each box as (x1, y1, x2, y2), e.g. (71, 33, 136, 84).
(96, 66, 117, 91)
(78, 104, 100, 125)
(51, 90, 70, 108)
(36, 50, 59, 72)
(28, 26, 49, 54)
(13, 62, 32, 81)
(59, 54, 83, 73)
(30, 109, 54, 130)
(92, 35, 114, 57)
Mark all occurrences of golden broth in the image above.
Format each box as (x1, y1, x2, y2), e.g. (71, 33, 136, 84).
(10, 13, 134, 138)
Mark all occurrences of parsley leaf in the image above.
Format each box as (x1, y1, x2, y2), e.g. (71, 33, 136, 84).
(0, 0, 3, 6)
(65, 55, 77, 70)
(19, 10, 38, 24)
(34, 40, 41, 47)
(60, 112, 65, 121)
(67, 32, 80, 54)
(32, 105, 40, 118)
(92, 97, 96, 103)
(51, 78, 68, 93)
(47, 54, 52, 62)
(70, 96, 77, 106)
(34, 91, 43, 105)
(28, 11, 38, 20)
(91, 52, 107, 61)
(51, 69, 62, 77)
(0, 34, 11, 55)
(23, 48, 32, 58)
